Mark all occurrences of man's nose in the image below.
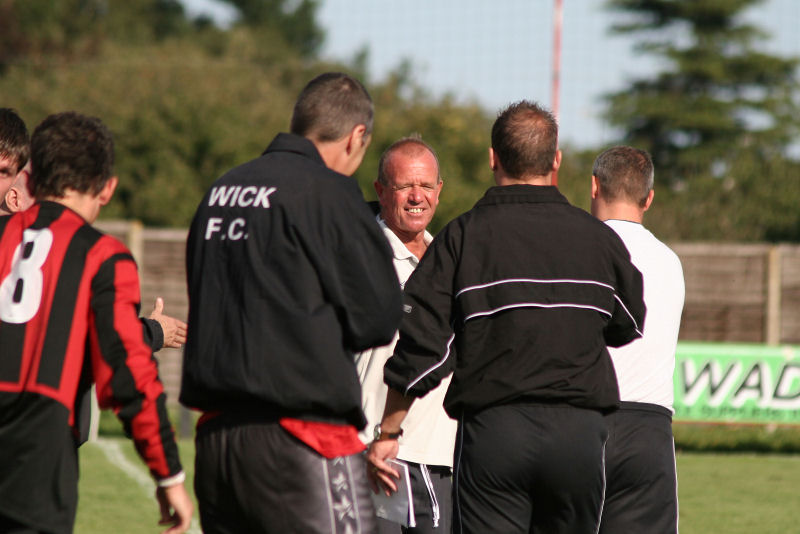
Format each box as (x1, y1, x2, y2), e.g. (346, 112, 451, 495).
(408, 186, 423, 202)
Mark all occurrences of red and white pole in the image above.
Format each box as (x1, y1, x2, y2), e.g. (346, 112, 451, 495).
(551, 0, 563, 186)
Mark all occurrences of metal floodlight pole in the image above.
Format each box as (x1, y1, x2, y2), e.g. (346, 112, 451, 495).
(552, 0, 563, 186)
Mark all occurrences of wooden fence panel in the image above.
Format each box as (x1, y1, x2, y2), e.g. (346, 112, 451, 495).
(781, 246, 800, 344)
(137, 229, 189, 406)
(671, 243, 770, 343)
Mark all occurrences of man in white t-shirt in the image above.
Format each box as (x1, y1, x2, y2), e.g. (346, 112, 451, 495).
(591, 146, 685, 534)
(356, 136, 456, 533)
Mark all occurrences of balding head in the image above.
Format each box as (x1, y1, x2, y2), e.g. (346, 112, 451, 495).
(377, 137, 440, 186)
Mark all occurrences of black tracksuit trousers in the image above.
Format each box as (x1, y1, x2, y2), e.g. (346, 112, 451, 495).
(194, 415, 378, 534)
(453, 403, 607, 534)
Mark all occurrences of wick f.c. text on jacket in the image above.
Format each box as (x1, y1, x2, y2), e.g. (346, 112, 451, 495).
(181, 133, 402, 429)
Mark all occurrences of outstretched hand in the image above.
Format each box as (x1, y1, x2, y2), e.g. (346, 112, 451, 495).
(149, 297, 187, 349)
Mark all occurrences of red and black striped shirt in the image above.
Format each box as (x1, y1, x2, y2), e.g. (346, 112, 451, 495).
(0, 201, 181, 532)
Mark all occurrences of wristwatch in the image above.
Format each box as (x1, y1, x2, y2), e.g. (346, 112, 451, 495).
(373, 423, 404, 441)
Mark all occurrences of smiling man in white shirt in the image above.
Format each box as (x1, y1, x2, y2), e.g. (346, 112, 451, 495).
(356, 136, 456, 533)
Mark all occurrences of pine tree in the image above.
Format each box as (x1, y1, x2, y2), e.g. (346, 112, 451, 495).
(603, 0, 800, 188)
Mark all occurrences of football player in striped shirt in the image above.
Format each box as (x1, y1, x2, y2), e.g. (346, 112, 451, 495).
(0, 111, 193, 534)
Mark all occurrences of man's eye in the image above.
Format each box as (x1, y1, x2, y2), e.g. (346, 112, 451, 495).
(394, 185, 435, 191)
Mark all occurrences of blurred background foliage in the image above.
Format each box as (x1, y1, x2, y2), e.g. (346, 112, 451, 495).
(1, 0, 798, 240)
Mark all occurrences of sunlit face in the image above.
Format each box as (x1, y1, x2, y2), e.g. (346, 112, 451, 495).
(375, 149, 442, 240)
(0, 154, 19, 200)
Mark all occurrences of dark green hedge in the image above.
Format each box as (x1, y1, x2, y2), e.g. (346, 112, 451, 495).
(674, 423, 800, 453)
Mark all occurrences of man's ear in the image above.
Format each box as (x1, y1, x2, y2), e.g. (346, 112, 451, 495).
(643, 189, 655, 211)
(4, 187, 19, 212)
(552, 149, 562, 172)
(97, 176, 118, 206)
(346, 124, 369, 155)
(432, 179, 443, 207)
(591, 175, 600, 200)
(489, 147, 497, 171)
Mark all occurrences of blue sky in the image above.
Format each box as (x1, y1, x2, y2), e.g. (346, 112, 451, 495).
(182, 0, 800, 148)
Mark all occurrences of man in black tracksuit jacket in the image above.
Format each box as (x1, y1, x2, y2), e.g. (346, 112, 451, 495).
(181, 73, 402, 534)
(367, 101, 646, 534)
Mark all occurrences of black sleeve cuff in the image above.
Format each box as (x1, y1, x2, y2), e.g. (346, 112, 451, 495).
(140, 317, 164, 352)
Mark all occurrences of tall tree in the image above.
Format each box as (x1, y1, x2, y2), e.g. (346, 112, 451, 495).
(603, 0, 800, 189)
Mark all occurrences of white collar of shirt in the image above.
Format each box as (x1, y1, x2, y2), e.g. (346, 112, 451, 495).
(376, 215, 432, 264)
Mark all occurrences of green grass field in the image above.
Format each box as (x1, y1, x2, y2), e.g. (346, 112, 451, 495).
(76, 439, 201, 534)
(74, 436, 800, 534)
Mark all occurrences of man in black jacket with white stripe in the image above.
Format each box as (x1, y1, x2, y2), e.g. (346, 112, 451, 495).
(368, 101, 646, 534)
